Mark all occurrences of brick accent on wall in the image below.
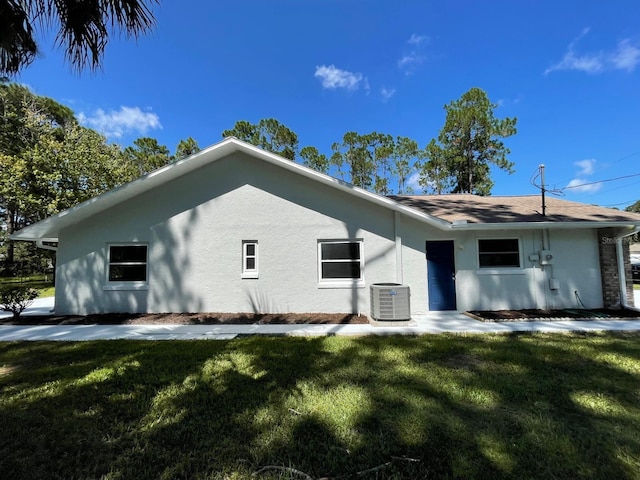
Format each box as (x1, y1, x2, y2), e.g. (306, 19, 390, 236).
(598, 228, 635, 308)
(624, 240, 635, 308)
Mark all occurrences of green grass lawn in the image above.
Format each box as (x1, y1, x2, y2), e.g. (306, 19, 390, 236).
(1, 333, 640, 479)
(0, 275, 54, 297)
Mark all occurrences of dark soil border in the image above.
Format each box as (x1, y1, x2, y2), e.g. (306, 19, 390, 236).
(466, 308, 640, 322)
(0, 312, 370, 326)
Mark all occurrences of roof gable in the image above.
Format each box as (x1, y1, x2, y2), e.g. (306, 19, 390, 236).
(10, 138, 448, 241)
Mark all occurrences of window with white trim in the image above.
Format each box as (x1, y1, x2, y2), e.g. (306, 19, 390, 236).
(108, 244, 148, 282)
(478, 239, 520, 268)
(242, 241, 258, 278)
(318, 240, 364, 283)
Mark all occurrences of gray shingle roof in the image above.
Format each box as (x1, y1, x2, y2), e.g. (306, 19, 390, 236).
(389, 194, 640, 224)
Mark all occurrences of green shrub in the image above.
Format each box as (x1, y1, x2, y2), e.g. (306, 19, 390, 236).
(0, 287, 39, 318)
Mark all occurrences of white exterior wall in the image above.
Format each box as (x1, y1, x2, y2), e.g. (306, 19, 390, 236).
(391, 217, 601, 313)
(55, 152, 421, 315)
(54, 151, 605, 315)
(451, 228, 603, 311)
(396, 214, 451, 315)
(394, 219, 602, 313)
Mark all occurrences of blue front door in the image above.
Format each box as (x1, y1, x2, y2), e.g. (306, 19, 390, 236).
(426, 240, 457, 311)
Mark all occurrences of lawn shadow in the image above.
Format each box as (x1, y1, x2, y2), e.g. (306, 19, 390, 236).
(0, 333, 639, 479)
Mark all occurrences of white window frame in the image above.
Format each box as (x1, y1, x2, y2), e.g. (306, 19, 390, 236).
(242, 240, 259, 279)
(103, 243, 149, 291)
(476, 237, 523, 273)
(318, 239, 365, 288)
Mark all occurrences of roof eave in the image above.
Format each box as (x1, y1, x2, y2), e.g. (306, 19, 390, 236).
(450, 221, 640, 231)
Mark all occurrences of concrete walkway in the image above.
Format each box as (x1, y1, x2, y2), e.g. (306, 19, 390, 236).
(1, 295, 639, 341)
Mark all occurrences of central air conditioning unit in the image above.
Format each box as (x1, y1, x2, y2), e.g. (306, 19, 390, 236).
(370, 283, 411, 321)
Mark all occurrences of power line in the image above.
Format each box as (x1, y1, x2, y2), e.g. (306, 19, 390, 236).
(548, 150, 640, 186)
(611, 150, 640, 163)
(530, 166, 640, 206)
(585, 179, 640, 198)
(560, 172, 640, 191)
(603, 200, 637, 207)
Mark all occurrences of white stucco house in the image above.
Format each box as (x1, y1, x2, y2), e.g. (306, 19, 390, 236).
(10, 137, 640, 316)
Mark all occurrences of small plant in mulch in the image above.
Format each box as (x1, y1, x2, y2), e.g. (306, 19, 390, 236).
(0, 286, 39, 318)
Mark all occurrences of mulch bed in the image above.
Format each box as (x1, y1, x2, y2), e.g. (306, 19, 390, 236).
(0, 312, 369, 326)
(6, 309, 639, 325)
(467, 308, 640, 322)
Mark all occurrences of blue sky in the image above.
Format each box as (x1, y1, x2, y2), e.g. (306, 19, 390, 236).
(16, 0, 640, 208)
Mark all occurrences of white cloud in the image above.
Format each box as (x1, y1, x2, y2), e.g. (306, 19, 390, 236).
(547, 51, 604, 74)
(575, 158, 596, 176)
(495, 95, 523, 107)
(544, 28, 603, 75)
(398, 34, 428, 73)
(565, 178, 602, 193)
(398, 52, 424, 69)
(611, 39, 640, 71)
(314, 65, 365, 91)
(78, 106, 162, 138)
(406, 171, 422, 193)
(408, 34, 428, 46)
(545, 28, 640, 75)
(380, 87, 396, 102)
(566, 158, 600, 192)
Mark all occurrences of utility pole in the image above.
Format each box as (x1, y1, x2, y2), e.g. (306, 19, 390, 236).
(540, 164, 546, 217)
